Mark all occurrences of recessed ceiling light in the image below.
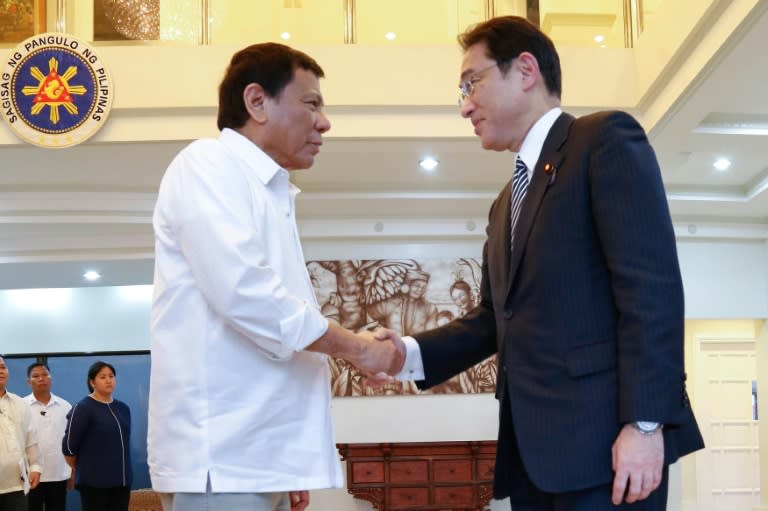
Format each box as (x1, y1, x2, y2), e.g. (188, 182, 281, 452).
(419, 157, 439, 171)
(594, 34, 605, 43)
(385, 32, 397, 41)
(280, 32, 291, 40)
(83, 270, 101, 281)
(713, 158, 731, 171)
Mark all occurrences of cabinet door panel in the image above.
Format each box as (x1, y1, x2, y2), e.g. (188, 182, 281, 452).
(434, 485, 474, 506)
(433, 459, 472, 481)
(390, 460, 429, 483)
(352, 462, 384, 483)
(477, 458, 495, 480)
(389, 487, 429, 509)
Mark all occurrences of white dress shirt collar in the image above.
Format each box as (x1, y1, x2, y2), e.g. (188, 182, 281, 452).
(220, 128, 286, 185)
(25, 393, 59, 407)
(219, 128, 301, 206)
(517, 107, 563, 177)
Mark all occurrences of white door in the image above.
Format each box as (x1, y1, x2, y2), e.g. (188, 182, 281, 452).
(693, 337, 760, 510)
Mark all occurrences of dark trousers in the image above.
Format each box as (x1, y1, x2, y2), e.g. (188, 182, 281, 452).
(506, 469, 669, 511)
(0, 491, 27, 511)
(28, 480, 67, 511)
(77, 487, 129, 511)
(496, 398, 669, 511)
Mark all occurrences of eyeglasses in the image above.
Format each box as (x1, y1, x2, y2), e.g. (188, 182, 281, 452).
(458, 62, 498, 106)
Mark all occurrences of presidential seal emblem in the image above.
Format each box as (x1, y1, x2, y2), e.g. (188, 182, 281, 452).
(1, 33, 113, 148)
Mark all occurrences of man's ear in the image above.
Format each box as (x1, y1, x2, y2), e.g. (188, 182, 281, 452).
(243, 83, 268, 123)
(516, 52, 541, 92)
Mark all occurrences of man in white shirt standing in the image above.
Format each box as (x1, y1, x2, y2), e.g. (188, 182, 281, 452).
(0, 357, 42, 511)
(149, 43, 402, 511)
(24, 363, 72, 511)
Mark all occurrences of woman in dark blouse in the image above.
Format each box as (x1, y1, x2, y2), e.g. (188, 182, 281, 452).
(63, 361, 132, 511)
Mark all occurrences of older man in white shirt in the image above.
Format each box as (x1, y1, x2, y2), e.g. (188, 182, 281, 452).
(24, 363, 72, 511)
(149, 43, 402, 511)
(0, 357, 42, 511)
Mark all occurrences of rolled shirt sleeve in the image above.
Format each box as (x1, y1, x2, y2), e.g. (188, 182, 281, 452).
(276, 304, 329, 359)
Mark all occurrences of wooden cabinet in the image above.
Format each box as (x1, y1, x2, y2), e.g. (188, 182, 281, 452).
(128, 489, 162, 511)
(337, 441, 496, 511)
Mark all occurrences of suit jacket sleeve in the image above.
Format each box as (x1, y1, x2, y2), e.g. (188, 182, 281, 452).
(589, 111, 686, 425)
(414, 208, 500, 389)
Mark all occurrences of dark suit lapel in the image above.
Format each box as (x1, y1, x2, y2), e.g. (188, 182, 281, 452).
(506, 113, 575, 298)
(490, 180, 513, 292)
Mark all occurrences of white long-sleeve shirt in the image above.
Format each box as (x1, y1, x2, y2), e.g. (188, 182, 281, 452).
(0, 391, 41, 494)
(148, 128, 341, 493)
(24, 393, 72, 482)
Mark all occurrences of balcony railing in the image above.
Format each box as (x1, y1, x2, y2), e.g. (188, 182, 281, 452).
(0, 0, 660, 49)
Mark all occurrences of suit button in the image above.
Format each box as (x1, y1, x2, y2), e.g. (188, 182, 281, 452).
(502, 365, 508, 373)
(504, 311, 513, 319)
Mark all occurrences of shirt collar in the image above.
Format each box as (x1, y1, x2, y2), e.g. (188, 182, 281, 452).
(219, 128, 286, 186)
(25, 393, 59, 406)
(517, 107, 563, 172)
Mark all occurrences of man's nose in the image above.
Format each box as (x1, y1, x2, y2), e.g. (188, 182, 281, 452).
(317, 111, 331, 133)
(460, 98, 474, 118)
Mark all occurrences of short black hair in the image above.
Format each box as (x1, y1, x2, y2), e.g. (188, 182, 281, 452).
(217, 42, 325, 131)
(459, 16, 562, 98)
(87, 361, 116, 392)
(27, 362, 50, 378)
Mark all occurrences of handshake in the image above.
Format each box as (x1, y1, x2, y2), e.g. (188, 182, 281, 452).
(313, 322, 406, 381)
(352, 328, 406, 379)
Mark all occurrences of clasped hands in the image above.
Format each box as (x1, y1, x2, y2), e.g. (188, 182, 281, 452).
(351, 328, 406, 379)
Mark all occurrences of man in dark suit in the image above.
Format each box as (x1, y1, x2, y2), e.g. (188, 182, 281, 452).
(377, 16, 704, 511)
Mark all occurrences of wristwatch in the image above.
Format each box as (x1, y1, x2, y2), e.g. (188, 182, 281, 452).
(632, 421, 662, 435)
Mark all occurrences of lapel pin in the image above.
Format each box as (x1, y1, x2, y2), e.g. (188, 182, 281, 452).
(543, 163, 557, 186)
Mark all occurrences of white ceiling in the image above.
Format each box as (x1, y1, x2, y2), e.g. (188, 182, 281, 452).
(1, 4, 768, 290)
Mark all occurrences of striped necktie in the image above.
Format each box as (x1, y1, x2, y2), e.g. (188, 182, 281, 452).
(510, 155, 530, 251)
